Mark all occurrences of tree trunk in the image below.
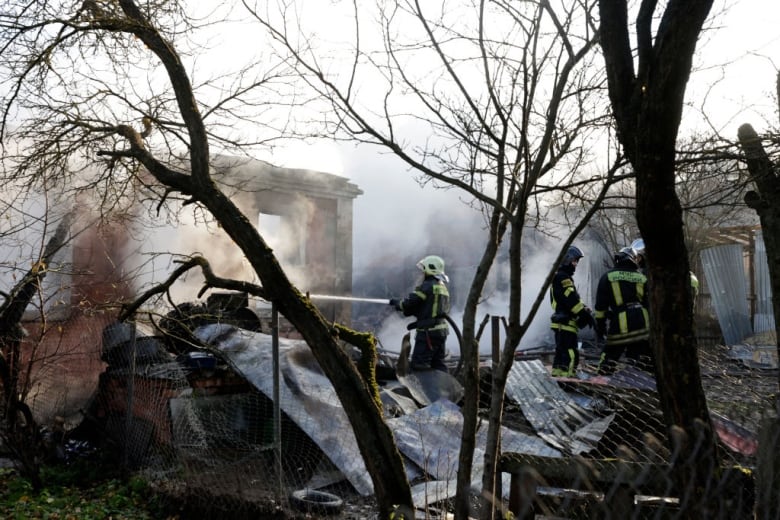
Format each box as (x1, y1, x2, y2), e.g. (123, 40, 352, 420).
(112, 1, 415, 513)
(199, 188, 414, 516)
(598, 1, 719, 517)
(634, 145, 719, 518)
(737, 122, 780, 518)
(0, 213, 72, 491)
(455, 211, 507, 520)
(737, 123, 780, 392)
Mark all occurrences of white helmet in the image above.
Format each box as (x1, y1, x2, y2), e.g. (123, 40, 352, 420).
(614, 246, 638, 267)
(631, 238, 645, 257)
(417, 255, 447, 281)
(631, 238, 646, 267)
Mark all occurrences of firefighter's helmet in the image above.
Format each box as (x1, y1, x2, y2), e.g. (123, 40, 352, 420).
(614, 246, 638, 267)
(561, 245, 584, 267)
(631, 237, 647, 269)
(631, 238, 645, 256)
(417, 255, 446, 278)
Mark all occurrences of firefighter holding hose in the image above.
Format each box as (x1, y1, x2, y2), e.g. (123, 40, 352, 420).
(389, 255, 451, 372)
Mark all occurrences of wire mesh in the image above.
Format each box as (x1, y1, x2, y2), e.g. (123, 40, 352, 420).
(500, 340, 771, 519)
(5, 311, 775, 519)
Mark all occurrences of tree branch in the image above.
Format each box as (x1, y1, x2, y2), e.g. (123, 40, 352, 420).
(118, 256, 267, 321)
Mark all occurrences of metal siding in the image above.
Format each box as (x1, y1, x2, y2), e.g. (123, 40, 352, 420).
(505, 359, 614, 455)
(701, 244, 753, 345)
(753, 231, 775, 333)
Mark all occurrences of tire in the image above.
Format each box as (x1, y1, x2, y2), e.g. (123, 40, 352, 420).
(289, 488, 344, 515)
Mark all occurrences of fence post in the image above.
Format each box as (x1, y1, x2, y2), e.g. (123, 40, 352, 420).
(491, 316, 503, 519)
(271, 303, 283, 501)
(507, 467, 537, 519)
(123, 321, 136, 473)
(756, 417, 780, 518)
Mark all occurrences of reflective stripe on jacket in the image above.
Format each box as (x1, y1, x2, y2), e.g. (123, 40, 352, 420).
(550, 265, 586, 334)
(594, 267, 649, 345)
(399, 276, 450, 333)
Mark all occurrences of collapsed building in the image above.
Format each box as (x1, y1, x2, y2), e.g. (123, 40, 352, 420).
(88, 220, 773, 514)
(82, 292, 763, 517)
(11, 157, 363, 430)
(3, 157, 773, 516)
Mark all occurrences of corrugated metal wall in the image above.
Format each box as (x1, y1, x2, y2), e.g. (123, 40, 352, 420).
(700, 244, 753, 345)
(700, 229, 774, 345)
(753, 232, 775, 334)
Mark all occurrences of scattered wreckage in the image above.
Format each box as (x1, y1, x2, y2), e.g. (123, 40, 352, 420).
(78, 292, 761, 515)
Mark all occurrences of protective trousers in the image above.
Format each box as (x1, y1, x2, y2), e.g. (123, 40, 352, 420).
(597, 339, 653, 375)
(552, 329, 579, 377)
(411, 330, 448, 372)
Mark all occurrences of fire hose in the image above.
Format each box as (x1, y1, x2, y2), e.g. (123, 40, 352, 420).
(307, 293, 464, 377)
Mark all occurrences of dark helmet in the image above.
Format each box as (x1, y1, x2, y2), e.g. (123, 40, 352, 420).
(614, 246, 638, 267)
(561, 245, 584, 267)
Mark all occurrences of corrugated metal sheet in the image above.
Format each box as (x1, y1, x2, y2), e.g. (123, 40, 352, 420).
(401, 398, 563, 504)
(389, 399, 561, 481)
(701, 244, 753, 345)
(753, 231, 775, 334)
(505, 360, 614, 455)
(198, 324, 565, 500)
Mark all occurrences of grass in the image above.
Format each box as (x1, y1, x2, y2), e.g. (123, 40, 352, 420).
(0, 459, 172, 520)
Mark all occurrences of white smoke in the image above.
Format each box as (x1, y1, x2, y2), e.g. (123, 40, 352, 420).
(337, 142, 600, 355)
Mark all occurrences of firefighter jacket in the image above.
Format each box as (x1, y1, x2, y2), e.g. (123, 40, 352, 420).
(398, 275, 450, 336)
(549, 263, 591, 334)
(594, 266, 649, 345)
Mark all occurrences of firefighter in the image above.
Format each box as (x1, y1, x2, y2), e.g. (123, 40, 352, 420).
(595, 246, 651, 375)
(549, 245, 594, 377)
(632, 237, 699, 310)
(389, 255, 451, 372)
(631, 238, 647, 271)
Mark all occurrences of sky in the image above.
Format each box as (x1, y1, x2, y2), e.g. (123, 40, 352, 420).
(6, 0, 779, 353)
(261, 0, 780, 352)
(271, 0, 780, 172)
(271, 0, 780, 220)
(687, 0, 780, 136)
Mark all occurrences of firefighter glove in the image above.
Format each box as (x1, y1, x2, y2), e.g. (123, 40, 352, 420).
(576, 309, 596, 329)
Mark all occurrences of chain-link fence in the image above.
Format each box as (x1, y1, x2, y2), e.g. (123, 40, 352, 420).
(7, 305, 776, 519)
(499, 337, 771, 519)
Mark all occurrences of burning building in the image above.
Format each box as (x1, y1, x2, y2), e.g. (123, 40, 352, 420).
(3, 156, 363, 426)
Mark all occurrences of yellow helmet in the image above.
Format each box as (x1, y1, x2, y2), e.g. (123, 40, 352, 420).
(417, 255, 446, 277)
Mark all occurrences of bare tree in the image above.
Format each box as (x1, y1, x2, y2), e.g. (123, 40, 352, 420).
(676, 138, 756, 260)
(247, 0, 626, 516)
(589, 135, 754, 261)
(736, 71, 780, 517)
(0, 208, 72, 490)
(0, 0, 413, 515)
(598, 1, 725, 516)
